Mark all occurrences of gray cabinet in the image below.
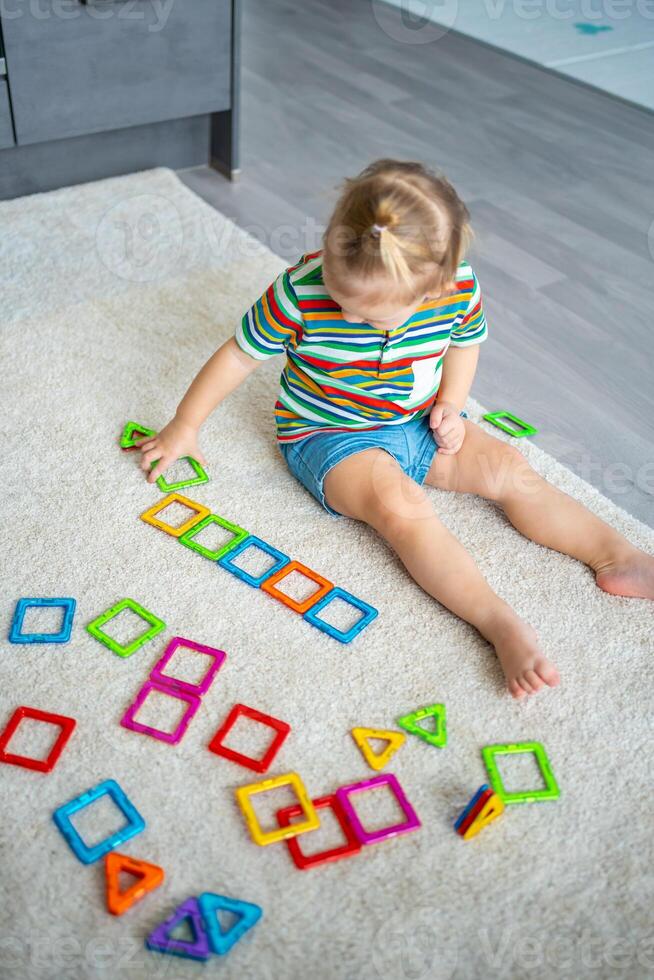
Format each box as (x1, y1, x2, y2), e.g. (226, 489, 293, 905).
(3, 0, 231, 146)
(0, 0, 240, 198)
(0, 79, 13, 149)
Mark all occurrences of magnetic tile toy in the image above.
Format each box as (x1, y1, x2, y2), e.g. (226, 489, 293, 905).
(0, 706, 76, 773)
(235, 772, 320, 846)
(197, 893, 262, 955)
(454, 784, 494, 836)
(303, 587, 378, 643)
(140, 492, 211, 538)
(482, 411, 538, 438)
(120, 421, 156, 451)
(146, 897, 212, 962)
(150, 636, 226, 695)
(277, 793, 362, 870)
(120, 681, 201, 744)
(454, 784, 505, 840)
(156, 456, 210, 493)
(482, 741, 560, 804)
(178, 513, 248, 561)
(217, 535, 290, 587)
(86, 598, 165, 658)
(52, 778, 145, 864)
(260, 560, 333, 614)
(9, 597, 76, 644)
(397, 703, 447, 748)
(105, 852, 164, 915)
(208, 703, 290, 773)
(335, 773, 421, 845)
(351, 727, 405, 772)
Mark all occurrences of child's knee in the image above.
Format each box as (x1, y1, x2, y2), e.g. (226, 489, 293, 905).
(487, 442, 538, 500)
(363, 477, 433, 535)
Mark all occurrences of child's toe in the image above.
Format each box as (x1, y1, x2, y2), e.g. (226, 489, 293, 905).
(524, 669, 544, 691)
(508, 678, 526, 699)
(517, 674, 535, 695)
(536, 660, 560, 687)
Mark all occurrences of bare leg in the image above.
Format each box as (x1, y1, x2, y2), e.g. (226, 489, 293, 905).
(323, 448, 560, 699)
(425, 420, 654, 600)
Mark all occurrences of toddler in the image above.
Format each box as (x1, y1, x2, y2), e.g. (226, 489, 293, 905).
(138, 160, 654, 698)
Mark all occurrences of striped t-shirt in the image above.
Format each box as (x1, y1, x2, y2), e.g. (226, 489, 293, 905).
(235, 251, 488, 444)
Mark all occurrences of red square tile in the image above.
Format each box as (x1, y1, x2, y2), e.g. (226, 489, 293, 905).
(207, 703, 290, 773)
(277, 794, 362, 869)
(0, 706, 76, 773)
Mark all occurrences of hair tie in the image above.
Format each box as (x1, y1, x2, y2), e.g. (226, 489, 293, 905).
(371, 223, 386, 235)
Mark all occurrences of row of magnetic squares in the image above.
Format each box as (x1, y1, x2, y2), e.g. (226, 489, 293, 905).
(140, 491, 378, 644)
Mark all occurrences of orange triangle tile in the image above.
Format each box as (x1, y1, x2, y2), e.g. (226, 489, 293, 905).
(105, 852, 164, 916)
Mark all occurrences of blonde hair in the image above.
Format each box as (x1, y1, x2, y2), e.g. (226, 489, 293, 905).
(323, 159, 472, 303)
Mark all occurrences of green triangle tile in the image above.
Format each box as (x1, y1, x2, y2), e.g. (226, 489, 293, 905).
(397, 703, 446, 748)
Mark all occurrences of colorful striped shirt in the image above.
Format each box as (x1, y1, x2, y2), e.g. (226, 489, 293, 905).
(235, 251, 488, 444)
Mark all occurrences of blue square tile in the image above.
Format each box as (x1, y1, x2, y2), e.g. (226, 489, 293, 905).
(9, 597, 76, 644)
(217, 535, 290, 588)
(53, 778, 145, 864)
(303, 588, 378, 644)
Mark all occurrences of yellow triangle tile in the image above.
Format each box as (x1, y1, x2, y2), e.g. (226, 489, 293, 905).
(351, 727, 406, 771)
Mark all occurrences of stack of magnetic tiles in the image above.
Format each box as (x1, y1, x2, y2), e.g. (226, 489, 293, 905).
(120, 421, 378, 645)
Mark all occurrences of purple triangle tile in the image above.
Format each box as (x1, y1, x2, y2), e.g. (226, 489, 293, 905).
(146, 897, 212, 961)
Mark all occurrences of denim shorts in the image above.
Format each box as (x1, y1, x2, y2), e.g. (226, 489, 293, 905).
(279, 411, 467, 518)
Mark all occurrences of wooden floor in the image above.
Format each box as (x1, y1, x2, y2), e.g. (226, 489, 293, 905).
(179, 0, 654, 526)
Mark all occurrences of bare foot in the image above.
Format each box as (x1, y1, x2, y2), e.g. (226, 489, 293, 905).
(595, 546, 654, 600)
(485, 615, 560, 699)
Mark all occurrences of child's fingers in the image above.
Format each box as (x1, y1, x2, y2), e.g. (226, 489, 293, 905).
(140, 448, 161, 472)
(429, 406, 445, 429)
(436, 417, 459, 439)
(147, 457, 170, 483)
(135, 437, 158, 451)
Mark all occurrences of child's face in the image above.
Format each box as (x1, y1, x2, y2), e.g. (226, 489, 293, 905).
(324, 272, 427, 332)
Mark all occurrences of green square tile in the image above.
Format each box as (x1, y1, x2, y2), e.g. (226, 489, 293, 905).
(482, 741, 560, 804)
(86, 598, 165, 658)
(178, 514, 248, 561)
(155, 457, 209, 493)
(482, 411, 537, 438)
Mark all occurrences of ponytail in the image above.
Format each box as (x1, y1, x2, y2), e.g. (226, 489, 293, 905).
(324, 159, 471, 302)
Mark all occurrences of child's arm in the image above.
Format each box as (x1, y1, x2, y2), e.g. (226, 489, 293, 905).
(434, 344, 480, 412)
(138, 337, 260, 483)
(429, 345, 480, 454)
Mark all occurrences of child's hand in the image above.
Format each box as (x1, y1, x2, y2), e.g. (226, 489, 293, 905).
(429, 401, 466, 455)
(135, 418, 207, 484)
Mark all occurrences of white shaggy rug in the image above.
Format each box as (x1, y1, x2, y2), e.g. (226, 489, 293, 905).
(1, 169, 654, 980)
